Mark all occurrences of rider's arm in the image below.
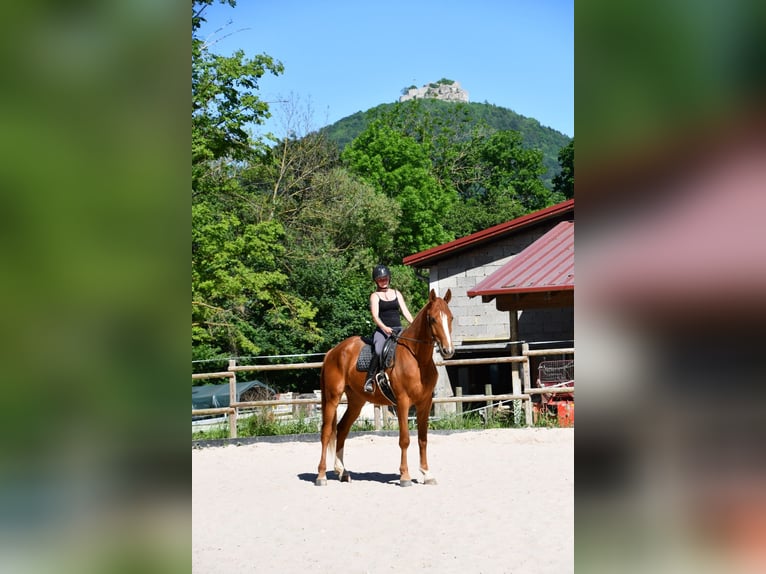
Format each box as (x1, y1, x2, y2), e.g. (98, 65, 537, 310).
(397, 291, 415, 324)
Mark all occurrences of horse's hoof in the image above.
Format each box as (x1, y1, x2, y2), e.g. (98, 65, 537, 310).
(424, 478, 438, 486)
(339, 471, 352, 483)
(399, 479, 413, 487)
(315, 477, 327, 486)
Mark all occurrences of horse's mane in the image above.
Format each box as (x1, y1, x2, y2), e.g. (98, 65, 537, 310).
(404, 296, 433, 335)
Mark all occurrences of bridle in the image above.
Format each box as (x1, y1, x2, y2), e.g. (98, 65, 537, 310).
(391, 307, 451, 355)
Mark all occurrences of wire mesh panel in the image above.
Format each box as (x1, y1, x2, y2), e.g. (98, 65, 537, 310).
(538, 359, 574, 386)
(534, 359, 574, 422)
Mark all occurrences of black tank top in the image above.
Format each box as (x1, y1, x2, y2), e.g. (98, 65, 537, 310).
(377, 294, 401, 328)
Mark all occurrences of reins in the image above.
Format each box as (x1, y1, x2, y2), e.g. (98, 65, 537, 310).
(391, 331, 433, 346)
(390, 315, 438, 360)
(389, 297, 451, 361)
(390, 331, 432, 361)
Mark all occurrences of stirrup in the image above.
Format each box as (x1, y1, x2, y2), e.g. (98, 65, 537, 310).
(364, 377, 375, 393)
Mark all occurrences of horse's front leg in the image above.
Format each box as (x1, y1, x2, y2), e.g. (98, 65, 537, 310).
(395, 400, 413, 487)
(416, 400, 437, 485)
(334, 396, 364, 482)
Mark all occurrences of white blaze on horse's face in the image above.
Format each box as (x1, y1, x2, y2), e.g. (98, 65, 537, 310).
(435, 307, 454, 359)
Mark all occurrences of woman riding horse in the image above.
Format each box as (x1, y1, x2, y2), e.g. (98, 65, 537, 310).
(316, 286, 454, 487)
(365, 264, 414, 393)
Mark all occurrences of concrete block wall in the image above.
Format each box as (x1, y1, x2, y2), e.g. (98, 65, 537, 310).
(427, 229, 547, 344)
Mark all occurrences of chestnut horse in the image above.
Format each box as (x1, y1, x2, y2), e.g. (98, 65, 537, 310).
(315, 289, 454, 487)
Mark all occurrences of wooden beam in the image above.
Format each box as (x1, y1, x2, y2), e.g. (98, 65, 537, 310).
(495, 290, 573, 311)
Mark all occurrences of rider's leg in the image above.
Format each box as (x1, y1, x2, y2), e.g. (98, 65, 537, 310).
(365, 329, 387, 393)
(363, 352, 378, 393)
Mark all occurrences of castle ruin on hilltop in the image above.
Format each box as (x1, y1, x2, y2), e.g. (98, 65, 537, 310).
(399, 79, 469, 103)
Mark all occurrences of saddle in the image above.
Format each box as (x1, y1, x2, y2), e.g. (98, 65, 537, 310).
(356, 335, 398, 371)
(356, 332, 400, 405)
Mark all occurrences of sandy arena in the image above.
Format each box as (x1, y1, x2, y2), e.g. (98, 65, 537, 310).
(192, 428, 573, 573)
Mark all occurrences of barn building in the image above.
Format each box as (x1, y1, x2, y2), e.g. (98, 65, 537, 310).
(403, 199, 574, 410)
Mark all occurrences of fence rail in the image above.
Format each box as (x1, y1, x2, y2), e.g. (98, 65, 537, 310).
(192, 343, 574, 438)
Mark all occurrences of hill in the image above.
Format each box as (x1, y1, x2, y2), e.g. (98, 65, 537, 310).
(321, 99, 571, 188)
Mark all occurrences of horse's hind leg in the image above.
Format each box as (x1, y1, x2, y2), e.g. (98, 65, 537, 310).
(334, 396, 364, 482)
(316, 406, 337, 486)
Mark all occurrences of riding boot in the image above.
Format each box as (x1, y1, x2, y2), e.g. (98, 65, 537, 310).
(364, 354, 378, 393)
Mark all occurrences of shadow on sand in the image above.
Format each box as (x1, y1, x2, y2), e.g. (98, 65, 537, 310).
(297, 471, 402, 485)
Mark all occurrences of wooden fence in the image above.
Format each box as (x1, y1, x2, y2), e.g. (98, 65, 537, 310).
(192, 343, 574, 438)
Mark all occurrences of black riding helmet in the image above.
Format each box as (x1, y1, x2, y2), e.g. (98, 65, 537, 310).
(372, 264, 390, 281)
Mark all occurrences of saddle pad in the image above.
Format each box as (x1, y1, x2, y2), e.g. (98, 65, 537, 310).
(355, 344, 373, 372)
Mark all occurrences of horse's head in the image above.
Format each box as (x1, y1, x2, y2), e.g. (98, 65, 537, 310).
(426, 288, 455, 359)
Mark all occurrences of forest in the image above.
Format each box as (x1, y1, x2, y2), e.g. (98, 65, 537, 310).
(322, 98, 571, 189)
(192, 0, 574, 391)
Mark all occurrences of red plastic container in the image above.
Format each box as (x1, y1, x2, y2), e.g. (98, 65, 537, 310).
(556, 401, 574, 427)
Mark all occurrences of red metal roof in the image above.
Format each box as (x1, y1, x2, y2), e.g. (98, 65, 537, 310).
(403, 199, 574, 267)
(467, 221, 574, 298)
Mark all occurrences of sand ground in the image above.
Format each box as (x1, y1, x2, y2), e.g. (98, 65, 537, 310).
(192, 428, 573, 574)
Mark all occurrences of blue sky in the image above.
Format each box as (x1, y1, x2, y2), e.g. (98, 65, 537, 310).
(197, 0, 573, 138)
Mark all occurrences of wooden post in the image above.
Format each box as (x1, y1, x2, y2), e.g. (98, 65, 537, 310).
(509, 312, 522, 424)
(374, 405, 382, 430)
(455, 386, 463, 415)
(523, 394, 533, 427)
(521, 343, 531, 391)
(485, 383, 493, 423)
(521, 345, 533, 427)
(228, 359, 238, 438)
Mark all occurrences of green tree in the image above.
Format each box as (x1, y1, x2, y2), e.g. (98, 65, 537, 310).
(288, 255, 374, 350)
(322, 99, 571, 188)
(192, 0, 284, 195)
(342, 121, 456, 259)
(477, 130, 551, 211)
(444, 130, 553, 236)
(245, 130, 341, 221)
(346, 101, 555, 237)
(551, 139, 574, 199)
(192, 1, 322, 363)
(284, 167, 400, 261)
(191, 204, 322, 360)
